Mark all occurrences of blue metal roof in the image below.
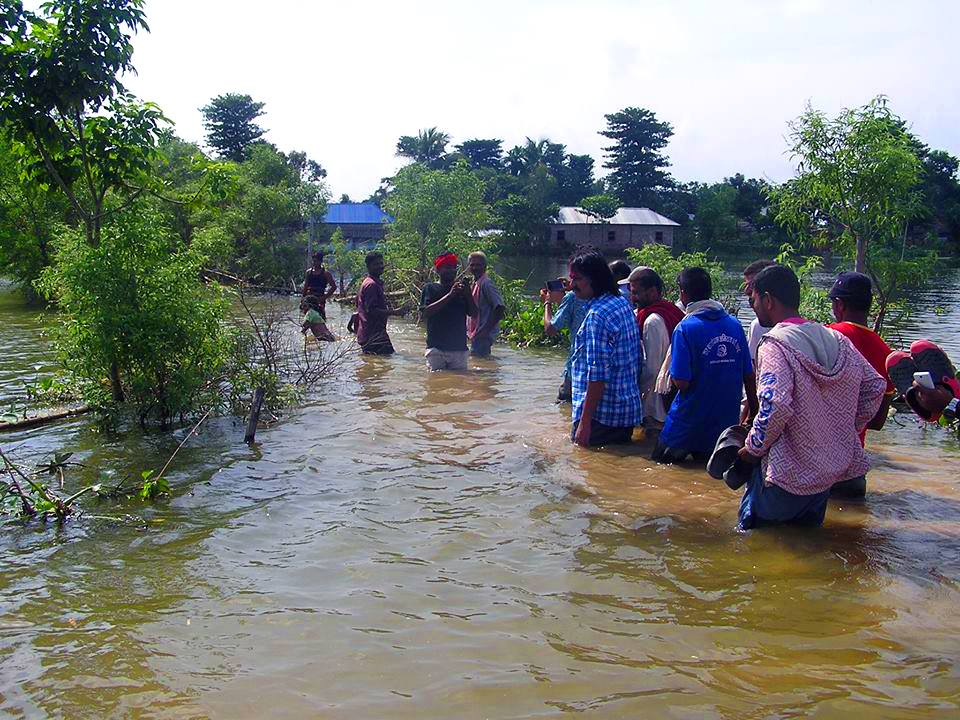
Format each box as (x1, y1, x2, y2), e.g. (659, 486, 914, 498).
(323, 203, 394, 225)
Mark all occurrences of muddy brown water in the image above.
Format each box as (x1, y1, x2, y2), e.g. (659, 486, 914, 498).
(1, 277, 959, 718)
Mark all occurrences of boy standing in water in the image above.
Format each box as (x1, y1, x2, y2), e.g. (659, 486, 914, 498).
(301, 295, 335, 342)
(302, 251, 337, 319)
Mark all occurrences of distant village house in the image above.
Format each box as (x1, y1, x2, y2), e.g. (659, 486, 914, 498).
(550, 207, 678, 252)
(322, 202, 394, 250)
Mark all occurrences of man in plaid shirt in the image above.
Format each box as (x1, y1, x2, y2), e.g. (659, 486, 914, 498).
(569, 251, 643, 447)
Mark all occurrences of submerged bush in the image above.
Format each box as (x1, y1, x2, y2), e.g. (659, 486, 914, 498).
(37, 206, 230, 426)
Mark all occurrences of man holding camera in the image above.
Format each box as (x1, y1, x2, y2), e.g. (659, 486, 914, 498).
(421, 252, 479, 371)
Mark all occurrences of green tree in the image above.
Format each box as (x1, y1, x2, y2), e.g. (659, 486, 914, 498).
(326, 227, 364, 295)
(625, 244, 735, 309)
(455, 139, 503, 170)
(600, 107, 674, 208)
(494, 166, 559, 252)
(0, 0, 167, 248)
(578, 193, 619, 221)
(917, 149, 960, 244)
(382, 161, 490, 290)
(694, 184, 737, 247)
(37, 205, 230, 427)
(201, 93, 266, 162)
(556, 154, 595, 206)
(0, 132, 68, 296)
(395, 127, 451, 169)
(772, 96, 927, 330)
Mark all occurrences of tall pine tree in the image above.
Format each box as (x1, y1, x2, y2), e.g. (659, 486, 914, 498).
(600, 107, 674, 208)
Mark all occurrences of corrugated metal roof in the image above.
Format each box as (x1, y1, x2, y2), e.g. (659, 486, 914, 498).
(554, 206, 679, 226)
(323, 203, 394, 225)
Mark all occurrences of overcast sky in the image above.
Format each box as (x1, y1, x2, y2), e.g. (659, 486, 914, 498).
(124, 0, 959, 200)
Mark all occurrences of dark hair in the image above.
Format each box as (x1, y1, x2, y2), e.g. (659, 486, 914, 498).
(753, 265, 800, 309)
(632, 267, 663, 294)
(743, 259, 775, 277)
(569, 251, 618, 297)
(365, 250, 383, 268)
(303, 294, 321, 309)
(677, 267, 712, 302)
(608, 260, 631, 282)
(312, 250, 324, 261)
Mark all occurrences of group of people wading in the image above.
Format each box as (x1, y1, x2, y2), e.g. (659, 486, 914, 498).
(303, 247, 960, 531)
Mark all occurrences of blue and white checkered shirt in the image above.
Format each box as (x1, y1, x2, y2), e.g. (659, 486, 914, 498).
(570, 293, 643, 428)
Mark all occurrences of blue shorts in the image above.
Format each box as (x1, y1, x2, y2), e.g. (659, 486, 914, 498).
(738, 466, 830, 530)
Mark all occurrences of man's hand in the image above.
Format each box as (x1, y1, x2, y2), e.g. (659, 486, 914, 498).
(914, 383, 955, 415)
(737, 446, 760, 464)
(574, 421, 591, 447)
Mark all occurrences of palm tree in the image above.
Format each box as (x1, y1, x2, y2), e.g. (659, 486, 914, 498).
(395, 127, 451, 169)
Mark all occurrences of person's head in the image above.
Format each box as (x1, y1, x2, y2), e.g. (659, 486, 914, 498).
(365, 251, 384, 279)
(742, 259, 775, 305)
(468, 251, 487, 278)
(677, 267, 712, 307)
(434, 251, 459, 284)
(751, 265, 801, 327)
(312, 251, 324, 267)
(608, 259, 631, 283)
(628, 266, 664, 308)
(569, 251, 618, 300)
(828, 271, 872, 323)
(302, 294, 320, 312)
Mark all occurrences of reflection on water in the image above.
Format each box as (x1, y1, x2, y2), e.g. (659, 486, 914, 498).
(0, 281, 959, 718)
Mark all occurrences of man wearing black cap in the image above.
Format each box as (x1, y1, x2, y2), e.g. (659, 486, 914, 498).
(826, 271, 896, 498)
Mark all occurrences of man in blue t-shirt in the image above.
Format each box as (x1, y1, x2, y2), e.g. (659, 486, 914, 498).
(653, 267, 758, 464)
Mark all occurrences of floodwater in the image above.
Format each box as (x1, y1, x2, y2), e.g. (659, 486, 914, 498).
(1, 271, 959, 718)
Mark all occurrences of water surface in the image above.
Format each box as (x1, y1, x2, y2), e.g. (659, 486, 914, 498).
(0, 279, 959, 718)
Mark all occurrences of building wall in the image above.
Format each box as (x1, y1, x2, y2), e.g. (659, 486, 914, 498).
(325, 223, 389, 250)
(549, 224, 674, 253)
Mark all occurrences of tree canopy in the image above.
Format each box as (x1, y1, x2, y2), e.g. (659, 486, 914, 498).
(600, 107, 674, 209)
(201, 93, 267, 162)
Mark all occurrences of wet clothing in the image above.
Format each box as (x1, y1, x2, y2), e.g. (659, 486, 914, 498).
(570, 293, 642, 430)
(303, 309, 324, 325)
(738, 465, 830, 529)
(304, 267, 335, 318)
(659, 301, 752, 454)
(421, 283, 468, 352)
(571, 417, 634, 447)
(744, 321, 886, 496)
(466, 273, 504, 356)
(425, 348, 468, 371)
(355, 276, 394, 355)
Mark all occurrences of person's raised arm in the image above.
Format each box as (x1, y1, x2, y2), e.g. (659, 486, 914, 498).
(422, 282, 460, 317)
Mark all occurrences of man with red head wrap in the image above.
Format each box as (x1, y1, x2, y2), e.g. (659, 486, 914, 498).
(421, 252, 479, 370)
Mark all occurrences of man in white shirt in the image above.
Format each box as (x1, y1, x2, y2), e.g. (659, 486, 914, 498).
(629, 267, 685, 430)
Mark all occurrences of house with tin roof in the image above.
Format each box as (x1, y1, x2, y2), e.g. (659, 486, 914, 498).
(322, 202, 394, 249)
(549, 206, 678, 252)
